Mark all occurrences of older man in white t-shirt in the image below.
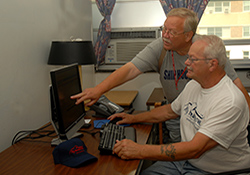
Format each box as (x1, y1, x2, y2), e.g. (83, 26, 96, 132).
(109, 35, 250, 174)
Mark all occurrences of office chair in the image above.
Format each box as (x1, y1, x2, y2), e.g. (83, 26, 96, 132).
(154, 102, 250, 174)
(154, 101, 173, 144)
(154, 102, 164, 144)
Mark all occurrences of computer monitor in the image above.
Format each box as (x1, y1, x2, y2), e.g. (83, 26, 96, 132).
(49, 64, 85, 146)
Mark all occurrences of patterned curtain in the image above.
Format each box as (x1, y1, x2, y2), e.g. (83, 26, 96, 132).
(94, 0, 116, 66)
(159, 0, 210, 21)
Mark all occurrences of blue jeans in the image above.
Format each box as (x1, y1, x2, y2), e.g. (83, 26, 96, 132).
(141, 160, 210, 175)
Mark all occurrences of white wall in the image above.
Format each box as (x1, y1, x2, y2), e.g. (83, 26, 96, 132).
(95, 72, 162, 111)
(92, 1, 166, 29)
(0, 0, 94, 152)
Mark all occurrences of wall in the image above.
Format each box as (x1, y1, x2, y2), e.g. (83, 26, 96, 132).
(92, 0, 166, 29)
(95, 72, 162, 111)
(0, 0, 94, 153)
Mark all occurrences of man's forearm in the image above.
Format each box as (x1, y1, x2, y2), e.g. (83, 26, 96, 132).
(138, 142, 194, 161)
(95, 62, 142, 95)
(132, 104, 178, 123)
(137, 133, 218, 161)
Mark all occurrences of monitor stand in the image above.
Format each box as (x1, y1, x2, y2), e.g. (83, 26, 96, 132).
(51, 132, 83, 146)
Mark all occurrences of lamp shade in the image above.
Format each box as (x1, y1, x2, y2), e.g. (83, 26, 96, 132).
(47, 41, 96, 65)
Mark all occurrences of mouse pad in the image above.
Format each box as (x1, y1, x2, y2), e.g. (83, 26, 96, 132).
(94, 120, 110, 128)
(93, 120, 130, 128)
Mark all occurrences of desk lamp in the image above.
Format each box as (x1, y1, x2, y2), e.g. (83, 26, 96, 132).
(48, 40, 96, 65)
(47, 40, 96, 86)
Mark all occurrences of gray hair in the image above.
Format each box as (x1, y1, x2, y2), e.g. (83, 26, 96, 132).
(193, 34, 227, 68)
(167, 8, 198, 35)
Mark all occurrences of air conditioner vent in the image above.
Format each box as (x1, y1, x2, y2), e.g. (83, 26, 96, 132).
(111, 31, 157, 39)
(116, 41, 150, 61)
(105, 27, 160, 64)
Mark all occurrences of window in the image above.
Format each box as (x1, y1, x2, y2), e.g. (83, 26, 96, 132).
(244, 1, 250, 11)
(215, 2, 223, 12)
(243, 51, 249, 59)
(198, 27, 230, 38)
(198, 0, 250, 65)
(205, 1, 230, 13)
(209, 27, 222, 36)
(243, 26, 250, 37)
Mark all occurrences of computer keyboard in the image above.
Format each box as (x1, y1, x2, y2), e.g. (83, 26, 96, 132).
(98, 123, 136, 155)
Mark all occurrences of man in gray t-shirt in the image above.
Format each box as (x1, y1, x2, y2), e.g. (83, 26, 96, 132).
(71, 8, 250, 143)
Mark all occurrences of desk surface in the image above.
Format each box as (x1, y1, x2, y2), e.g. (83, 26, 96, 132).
(146, 88, 164, 106)
(104, 90, 138, 107)
(0, 112, 152, 175)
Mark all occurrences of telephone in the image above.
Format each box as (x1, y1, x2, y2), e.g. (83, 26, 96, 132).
(90, 95, 124, 117)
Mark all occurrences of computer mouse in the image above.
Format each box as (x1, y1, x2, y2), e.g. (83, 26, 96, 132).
(109, 117, 123, 124)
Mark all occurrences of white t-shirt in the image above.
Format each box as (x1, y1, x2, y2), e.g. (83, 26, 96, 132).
(171, 75, 250, 173)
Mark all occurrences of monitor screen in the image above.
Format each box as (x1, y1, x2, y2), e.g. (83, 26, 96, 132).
(49, 64, 85, 145)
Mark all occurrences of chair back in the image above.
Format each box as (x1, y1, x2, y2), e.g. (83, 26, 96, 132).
(247, 124, 250, 144)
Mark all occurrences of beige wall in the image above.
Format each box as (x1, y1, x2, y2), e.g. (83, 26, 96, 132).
(0, 0, 93, 153)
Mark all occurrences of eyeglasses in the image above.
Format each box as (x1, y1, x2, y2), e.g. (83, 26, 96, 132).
(161, 26, 185, 38)
(187, 56, 213, 64)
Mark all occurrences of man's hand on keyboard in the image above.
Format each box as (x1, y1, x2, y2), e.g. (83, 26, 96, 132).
(113, 139, 142, 160)
(108, 113, 134, 125)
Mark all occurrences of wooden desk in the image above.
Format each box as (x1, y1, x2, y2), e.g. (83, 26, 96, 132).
(0, 112, 152, 175)
(105, 90, 138, 109)
(146, 88, 164, 110)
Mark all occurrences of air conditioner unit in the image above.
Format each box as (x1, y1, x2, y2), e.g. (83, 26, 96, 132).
(105, 27, 160, 64)
(224, 8, 229, 13)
